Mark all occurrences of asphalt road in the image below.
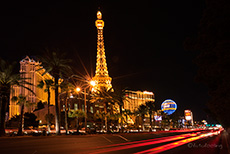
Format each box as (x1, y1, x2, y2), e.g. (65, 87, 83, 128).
(162, 130, 230, 154)
(0, 129, 229, 154)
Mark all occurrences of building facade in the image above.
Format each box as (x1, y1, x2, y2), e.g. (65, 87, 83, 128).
(124, 90, 155, 112)
(9, 56, 55, 119)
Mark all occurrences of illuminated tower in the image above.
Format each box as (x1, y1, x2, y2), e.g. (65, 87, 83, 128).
(92, 11, 112, 91)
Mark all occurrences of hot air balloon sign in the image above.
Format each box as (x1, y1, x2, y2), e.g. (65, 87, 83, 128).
(161, 99, 177, 115)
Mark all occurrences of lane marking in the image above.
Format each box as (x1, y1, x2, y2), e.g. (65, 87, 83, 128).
(102, 136, 113, 143)
(113, 135, 129, 141)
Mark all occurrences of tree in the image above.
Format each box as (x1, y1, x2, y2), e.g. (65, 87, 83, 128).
(11, 95, 32, 136)
(91, 87, 114, 133)
(36, 101, 45, 110)
(112, 87, 129, 132)
(136, 104, 147, 131)
(168, 110, 180, 129)
(45, 114, 55, 125)
(60, 81, 75, 134)
(123, 109, 132, 123)
(145, 101, 155, 132)
(160, 110, 170, 130)
(37, 79, 55, 134)
(93, 111, 106, 131)
(7, 113, 39, 128)
(69, 110, 85, 133)
(38, 50, 72, 135)
(184, 0, 230, 129)
(0, 59, 33, 136)
(24, 112, 39, 128)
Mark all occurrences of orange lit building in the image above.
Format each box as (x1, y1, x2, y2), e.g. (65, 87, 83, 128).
(9, 56, 55, 119)
(124, 90, 155, 112)
(123, 90, 155, 124)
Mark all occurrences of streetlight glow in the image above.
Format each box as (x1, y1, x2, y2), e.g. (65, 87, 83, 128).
(76, 87, 81, 92)
(90, 80, 96, 87)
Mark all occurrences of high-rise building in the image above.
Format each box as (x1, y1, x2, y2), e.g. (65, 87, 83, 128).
(9, 56, 55, 119)
(92, 11, 112, 91)
(124, 90, 155, 112)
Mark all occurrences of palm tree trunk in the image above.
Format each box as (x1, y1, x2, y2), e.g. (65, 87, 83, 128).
(0, 95, 8, 136)
(136, 116, 140, 132)
(119, 105, 123, 133)
(47, 89, 51, 134)
(76, 117, 79, 133)
(54, 77, 60, 135)
(149, 113, 152, 132)
(18, 104, 24, 136)
(65, 93, 68, 134)
(142, 115, 145, 131)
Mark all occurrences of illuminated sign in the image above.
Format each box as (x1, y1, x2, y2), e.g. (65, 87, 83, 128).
(185, 110, 192, 121)
(185, 112, 191, 116)
(161, 99, 177, 115)
(154, 116, 162, 121)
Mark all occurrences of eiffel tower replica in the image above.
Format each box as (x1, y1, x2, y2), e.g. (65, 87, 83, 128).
(92, 11, 112, 91)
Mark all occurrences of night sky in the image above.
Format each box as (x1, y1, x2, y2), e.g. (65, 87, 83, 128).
(0, 1, 210, 121)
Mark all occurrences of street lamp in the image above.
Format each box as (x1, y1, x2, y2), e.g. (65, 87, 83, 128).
(76, 87, 81, 93)
(90, 80, 96, 87)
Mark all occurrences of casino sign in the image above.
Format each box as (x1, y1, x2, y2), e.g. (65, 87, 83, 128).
(161, 99, 177, 115)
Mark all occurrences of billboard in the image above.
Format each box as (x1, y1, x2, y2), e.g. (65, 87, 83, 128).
(185, 110, 192, 121)
(154, 116, 162, 121)
(161, 99, 177, 115)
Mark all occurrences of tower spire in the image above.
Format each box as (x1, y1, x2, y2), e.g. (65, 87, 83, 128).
(92, 10, 112, 91)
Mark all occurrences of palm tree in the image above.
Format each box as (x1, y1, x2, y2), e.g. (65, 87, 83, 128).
(45, 113, 55, 126)
(145, 101, 155, 132)
(93, 111, 105, 131)
(11, 95, 32, 136)
(60, 81, 75, 134)
(136, 104, 147, 131)
(108, 113, 120, 132)
(69, 110, 85, 133)
(112, 88, 129, 132)
(159, 110, 169, 130)
(91, 87, 114, 133)
(0, 59, 33, 136)
(38, 50, 72, 135)
(123, 109, 132, 124)
(37, 79, 55, 134)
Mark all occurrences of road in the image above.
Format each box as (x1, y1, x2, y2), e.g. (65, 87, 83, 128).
(0, 129, 229, 154)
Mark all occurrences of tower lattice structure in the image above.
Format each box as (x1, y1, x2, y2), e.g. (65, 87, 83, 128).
(92, 11, 112, 91)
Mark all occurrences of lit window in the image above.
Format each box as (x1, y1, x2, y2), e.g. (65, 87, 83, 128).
(21, 65, 26, 71)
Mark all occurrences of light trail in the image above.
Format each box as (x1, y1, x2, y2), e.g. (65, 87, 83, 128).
(135, 130, 223, 154)
(89, 133, 199, 154)
(89, 133, 198, 150)
(88, 129, 203, 150)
